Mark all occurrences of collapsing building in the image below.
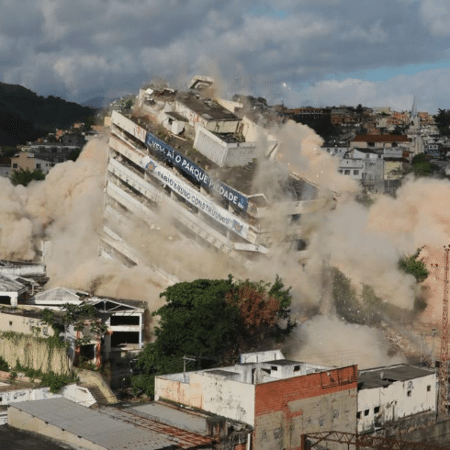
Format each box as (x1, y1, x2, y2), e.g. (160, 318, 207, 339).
(101, 77, 334, 270)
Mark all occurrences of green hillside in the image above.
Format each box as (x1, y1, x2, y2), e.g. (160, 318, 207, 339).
(0, 82, 95, 146)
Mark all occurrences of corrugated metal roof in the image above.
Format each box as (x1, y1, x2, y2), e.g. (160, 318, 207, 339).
(0, 273, 26, 293)
(359, 364, 435, 390)
(130, 402, 208, 435)
(32, 287, 88, 304)
(10, 398, 177, 450)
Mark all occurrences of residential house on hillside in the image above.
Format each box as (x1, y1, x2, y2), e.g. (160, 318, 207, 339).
(321, 142, 349, 158)
(0, 158, 11, 177)
(11, 151, 53, 175)
(350, 135, 412, 151)
(338, 148, 385, 193)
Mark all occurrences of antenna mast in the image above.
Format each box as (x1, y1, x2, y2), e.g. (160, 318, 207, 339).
(438, 244, 450, 416)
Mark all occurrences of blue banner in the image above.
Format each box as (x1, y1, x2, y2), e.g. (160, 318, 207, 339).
(145, 132, 248, 211)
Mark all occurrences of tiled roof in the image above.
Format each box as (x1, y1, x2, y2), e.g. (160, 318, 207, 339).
(352, 135, 411, 143)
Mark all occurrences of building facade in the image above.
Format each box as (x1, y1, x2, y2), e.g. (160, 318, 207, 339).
(102, 83, 333, 270)
(357, 365, 436, 434)
(155, 351, 358, 450)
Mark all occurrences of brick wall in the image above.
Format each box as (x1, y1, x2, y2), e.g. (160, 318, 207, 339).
(254, 365, 358, 450)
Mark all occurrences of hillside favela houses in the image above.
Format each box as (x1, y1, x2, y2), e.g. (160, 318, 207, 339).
(101, 76, 334, 269)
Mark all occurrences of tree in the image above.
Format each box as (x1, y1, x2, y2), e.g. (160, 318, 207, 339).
(398, 249, 429, 283)
(10, 168, 45, 186)
(131, 276, 294, 398)
(41, 303, 106, 363)
(435, 109, 450, 136)
(410, 154, 439, 178)
(225, 275, 294, 347)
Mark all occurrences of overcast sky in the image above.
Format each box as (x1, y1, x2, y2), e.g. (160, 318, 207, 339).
(1, 0, 449, 112)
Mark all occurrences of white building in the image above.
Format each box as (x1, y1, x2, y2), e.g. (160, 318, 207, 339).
(155, 350, 358, 450)
(103, 81, 334, 270)
(321, 143, 349, 158)
(28, 287, 147, 367)
(357, 365, 436, 434)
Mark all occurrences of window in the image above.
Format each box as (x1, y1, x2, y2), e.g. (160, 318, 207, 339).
(36, 163, 41, 169)
(427, 385, 431, 392)
(357, 411, 361, 419)
(271, 366, 278, 371)
(353, 170, 359, 175)
(294, 365, 300, 372)
(364, 409, 369, 416)
(344, 170, 350, 175)
(374, 406, 380, 414)
(9, 321, 12, 326)
(407, 390, 412, 397)
(12, 163, 17, 169)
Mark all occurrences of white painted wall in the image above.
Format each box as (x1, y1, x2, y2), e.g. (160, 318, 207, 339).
(156, 372, 255, 426)
(194, 126, 256, 167)
(111, 111, 147, 143)
(0, 384, 95, 408)
(357, 374, 436, 433)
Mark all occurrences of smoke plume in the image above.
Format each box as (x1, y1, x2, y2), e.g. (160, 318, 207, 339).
(0, 93, 447, 369)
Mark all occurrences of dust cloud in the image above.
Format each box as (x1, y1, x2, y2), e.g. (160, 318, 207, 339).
(0, 85, 448, 368)
(285, 316, 405, 369)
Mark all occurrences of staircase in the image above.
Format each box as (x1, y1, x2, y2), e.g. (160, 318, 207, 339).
(79, 384, 110, 406)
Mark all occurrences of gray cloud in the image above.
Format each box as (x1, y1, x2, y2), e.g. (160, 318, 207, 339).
(0, 0, 449, 110)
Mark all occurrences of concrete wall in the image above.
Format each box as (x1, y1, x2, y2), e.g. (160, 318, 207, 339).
(239, 116, 278, 146)
(111, 110, 147, 144)
(0, 333, 71, 375)
(0, 383, 95, 407)
(194, 126, 256, 167)
(384, 160, 404, 180)
(174, 101, 239, 135)
(156, 372, 255, 426)
(254, 365, 358, 450)
(0, 312, 54, 339)
(8, 406, 105, 450)
(155, 375, 192, 407)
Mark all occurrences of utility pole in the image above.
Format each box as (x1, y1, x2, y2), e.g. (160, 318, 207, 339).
(182, 356, 196, 382)
(438, 244, 450, 417)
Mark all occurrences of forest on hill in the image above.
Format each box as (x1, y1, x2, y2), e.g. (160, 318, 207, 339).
(0, 82, 95, 145)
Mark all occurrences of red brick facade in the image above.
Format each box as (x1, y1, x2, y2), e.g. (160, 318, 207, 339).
(254, 365, 358, 450)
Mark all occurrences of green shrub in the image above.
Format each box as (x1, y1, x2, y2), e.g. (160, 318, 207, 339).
(0, 356, 8, 372)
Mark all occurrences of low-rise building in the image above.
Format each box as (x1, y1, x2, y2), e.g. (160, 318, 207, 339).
(8, 397, 250, 449)
(11, 151, 53, 175)
(155, 350, 358, 450)
(357, 364, 436, 434)
(350, 134, 412, 151)
(28, 287, 147, 370)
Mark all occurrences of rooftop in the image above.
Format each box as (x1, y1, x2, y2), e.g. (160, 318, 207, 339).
(358, 364, 435, 389)
(0, 273, 27, 294)
(10, 398, 178, 450)
(0, 424, 70, 450)
(175, 92, 239, 122)
(352, 134, 411, 143)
